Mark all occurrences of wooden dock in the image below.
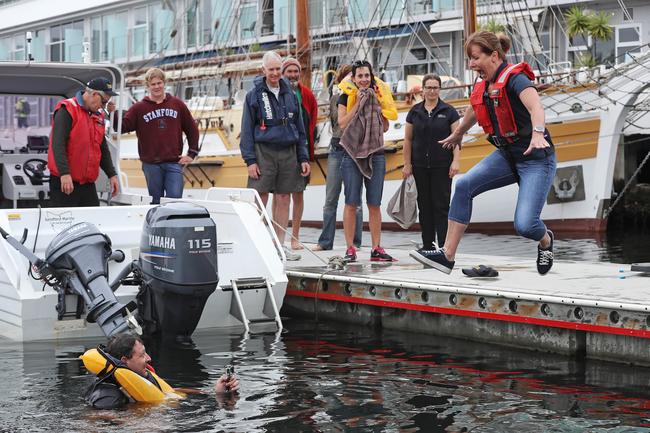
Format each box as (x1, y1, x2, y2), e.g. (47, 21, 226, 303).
(283, 246, 650, 365)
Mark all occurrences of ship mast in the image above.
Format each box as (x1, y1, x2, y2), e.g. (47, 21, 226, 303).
(463, 0, 477, 36)
(296, 0, 312, 88)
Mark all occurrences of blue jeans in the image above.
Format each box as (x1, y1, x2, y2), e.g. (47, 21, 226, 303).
(341, 152, 386, 206)
(141, 162, 184, 205)
(449, 150, 556, 241)
(317, 142, 362, 249)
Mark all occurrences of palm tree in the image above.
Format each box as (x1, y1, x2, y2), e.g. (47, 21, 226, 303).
(564, 6, 590, 42)
(589, 11, 614, 62)
(564, 7, 613, 67)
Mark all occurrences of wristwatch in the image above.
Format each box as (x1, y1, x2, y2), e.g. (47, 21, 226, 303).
(533, 126, 545, 134)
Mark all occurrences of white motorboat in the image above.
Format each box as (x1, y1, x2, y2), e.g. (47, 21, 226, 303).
(0, 62, 288, 342)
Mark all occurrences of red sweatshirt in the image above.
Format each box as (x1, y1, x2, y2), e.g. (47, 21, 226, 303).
(121, 94, 199, 163)
(298, 83, 319, 161)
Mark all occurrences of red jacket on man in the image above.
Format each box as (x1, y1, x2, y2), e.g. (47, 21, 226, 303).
(47, 97, 105, 184)
(469, 62, 535, 142)
(298, 83, 319, 161)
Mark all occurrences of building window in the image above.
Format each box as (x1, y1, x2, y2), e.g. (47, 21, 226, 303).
(102, 12, 128, 61)
(200, 0, 234, 46)
(622, 8, 633, 21)
(379, 0, 402, 21)
(309, 0, 323, 29)
(200, 0, 215, 45)
(616, 24, 641, 64)
(0, 37, 10, 61)
(186, 0, 198, 48)
(326, 0, 346, 27)
(261, 0, 274, 36)
(348, 0, 369, 25)
(31, 29, 46, 61)
(49, 21, 83, 62)
(404, 44, 451, 78)
(593, 34, 615, 67)
(132, 6, 148, 58)
(274, 0, 294, 36)
(240, 2, 257, 39)
(149, 2, 176, 53)
(408, 0, 433, 15)
(432, 0, 456, 12)
(91, 17, 101, 62)
(567, 33, 589, 67)
(12, 34, 25, 61)
(49, 24, 64, 61)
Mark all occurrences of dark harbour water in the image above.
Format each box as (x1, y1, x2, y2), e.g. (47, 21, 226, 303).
(1, 229, 649, 432)
(3, 318, 650, 433)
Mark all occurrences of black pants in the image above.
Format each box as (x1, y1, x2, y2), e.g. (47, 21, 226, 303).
(49, 176, 99, 207)
(412, 166, 452, 249)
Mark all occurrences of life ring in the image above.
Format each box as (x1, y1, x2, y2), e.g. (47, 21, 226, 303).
(80, 347, 184, 403)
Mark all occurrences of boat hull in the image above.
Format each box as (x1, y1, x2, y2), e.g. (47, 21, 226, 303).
(121, 118, 606, 232)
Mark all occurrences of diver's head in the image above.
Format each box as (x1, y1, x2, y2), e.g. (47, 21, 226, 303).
(106, 332, 152, 377)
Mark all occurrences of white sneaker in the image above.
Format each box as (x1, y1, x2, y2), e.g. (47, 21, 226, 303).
(283, 245, 301, 261)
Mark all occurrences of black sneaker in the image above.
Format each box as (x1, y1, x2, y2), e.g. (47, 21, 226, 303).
(537, 230, 554, 275)
(370, 246, 396, 262)
(409, 248, 455, 274)
(344, 246, 357, 263)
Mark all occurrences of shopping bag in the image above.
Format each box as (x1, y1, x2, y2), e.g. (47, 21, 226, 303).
(387, 176, 418, 229)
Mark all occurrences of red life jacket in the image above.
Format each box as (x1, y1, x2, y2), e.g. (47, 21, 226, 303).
(47, 97, 105, 184)
(469, 62, 535, 141)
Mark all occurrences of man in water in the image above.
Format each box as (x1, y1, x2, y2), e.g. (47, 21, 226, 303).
(85, 333, 239, 409)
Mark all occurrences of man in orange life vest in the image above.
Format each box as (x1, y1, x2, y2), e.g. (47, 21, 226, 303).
(47, 78, 119, 207)
(85, 332, 240, 409)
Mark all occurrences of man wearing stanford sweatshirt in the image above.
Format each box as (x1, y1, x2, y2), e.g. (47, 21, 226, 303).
(112, 68, 199, 204)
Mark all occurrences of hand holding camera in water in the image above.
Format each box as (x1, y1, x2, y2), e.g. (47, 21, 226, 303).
(215, 364, 239, 394)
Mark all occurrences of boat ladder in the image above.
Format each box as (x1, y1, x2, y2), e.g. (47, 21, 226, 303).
(229, 277, 283, 333)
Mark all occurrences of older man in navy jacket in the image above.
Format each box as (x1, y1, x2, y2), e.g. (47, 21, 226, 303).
(240, 51, 311, 260)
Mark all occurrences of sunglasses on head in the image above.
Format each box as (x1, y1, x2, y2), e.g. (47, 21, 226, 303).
(352, 60, 371, 68)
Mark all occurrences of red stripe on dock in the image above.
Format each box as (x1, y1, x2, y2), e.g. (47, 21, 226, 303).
(286, 289, 650, 339)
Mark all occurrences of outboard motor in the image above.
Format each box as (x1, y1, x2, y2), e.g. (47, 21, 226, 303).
(0, 222, 132, 338)
(137, 202, 218, 338)
(44, 223, 131, 337)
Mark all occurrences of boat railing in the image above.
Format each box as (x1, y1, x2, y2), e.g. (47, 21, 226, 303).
(203, 187, 286, 263)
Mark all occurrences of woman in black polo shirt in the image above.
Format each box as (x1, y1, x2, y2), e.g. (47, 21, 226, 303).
(403, 74, 460, 250)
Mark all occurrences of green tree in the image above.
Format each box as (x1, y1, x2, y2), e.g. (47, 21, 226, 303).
(589, 11, 614, 62)
(564, 7, 613, 67)
(564, 6, 591, 40)
(478, 20, 506, 34)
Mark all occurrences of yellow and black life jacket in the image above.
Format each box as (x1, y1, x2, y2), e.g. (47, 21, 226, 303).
(80, 347, 184, 403)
